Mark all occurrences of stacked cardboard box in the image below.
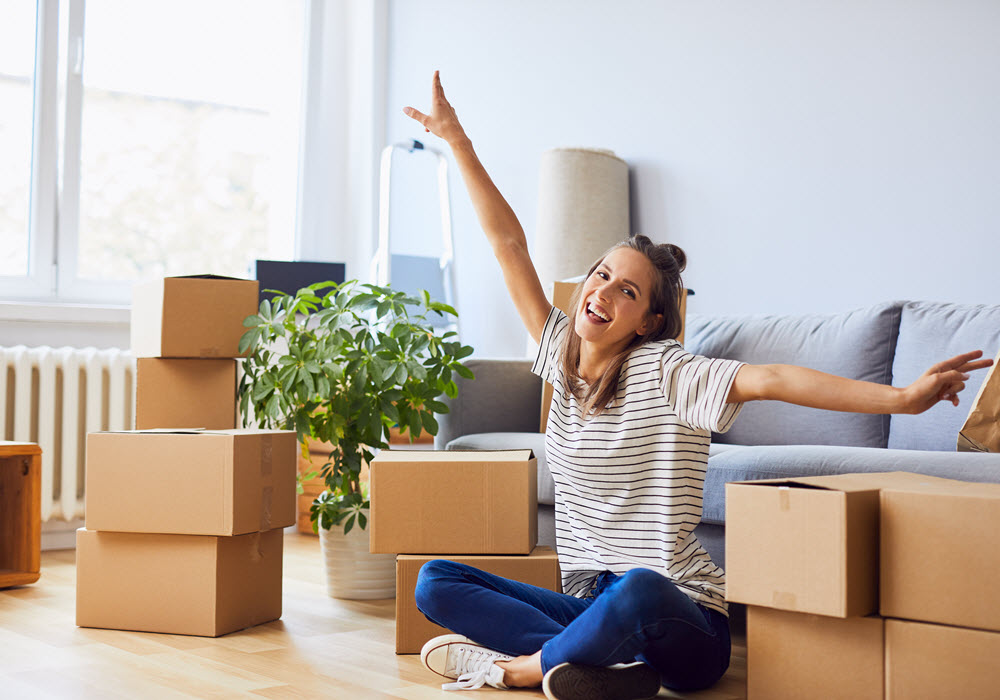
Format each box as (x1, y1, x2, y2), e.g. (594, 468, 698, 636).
(76, 275, 298, 637)
(726, 471, 1000, 699)
(369, 449, 562, 653)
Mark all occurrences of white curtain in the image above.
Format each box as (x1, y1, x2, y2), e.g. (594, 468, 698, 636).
(296, 0, 387, 282)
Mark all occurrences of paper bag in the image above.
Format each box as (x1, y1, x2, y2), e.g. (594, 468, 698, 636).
(957, 349, 1000, 452)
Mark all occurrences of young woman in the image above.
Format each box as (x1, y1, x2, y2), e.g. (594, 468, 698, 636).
(402, 72, 992, 700)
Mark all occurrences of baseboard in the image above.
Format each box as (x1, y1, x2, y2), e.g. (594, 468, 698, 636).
(41, 518, 85, 551)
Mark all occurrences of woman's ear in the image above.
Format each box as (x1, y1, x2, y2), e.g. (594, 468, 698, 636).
(636, 313, 664, 337)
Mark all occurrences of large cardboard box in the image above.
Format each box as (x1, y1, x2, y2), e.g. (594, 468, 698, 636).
(726, 471, 931, 617)
(881, 475, 1000, 631)
(394, 547, 561, 653)
(370, 450, 537, 554)
(131, 275, 259, 358)
(135, 358, 238, 430)
(885, 619, 1000, 700)
(86, 429, 296, 536)
(76, 528, 282, 637)
(746, 606, 883, 700)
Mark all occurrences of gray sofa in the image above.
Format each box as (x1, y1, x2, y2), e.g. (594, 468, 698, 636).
(435, 301, 1000, 571)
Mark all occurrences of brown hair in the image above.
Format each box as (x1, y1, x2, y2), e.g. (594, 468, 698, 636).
(560, 234, 686, 417)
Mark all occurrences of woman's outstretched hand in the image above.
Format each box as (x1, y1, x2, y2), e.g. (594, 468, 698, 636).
(901, 350, 994, 414)
(403, 70, 468, 145)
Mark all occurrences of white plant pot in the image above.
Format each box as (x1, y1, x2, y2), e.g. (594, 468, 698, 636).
(318, 513, 396, 600)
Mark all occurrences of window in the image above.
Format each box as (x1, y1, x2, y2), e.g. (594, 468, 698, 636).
(0, 0, 37, 278)
(0, 0, 306, 303)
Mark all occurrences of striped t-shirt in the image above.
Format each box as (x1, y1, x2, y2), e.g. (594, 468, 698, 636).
(531, 308, 745, 616)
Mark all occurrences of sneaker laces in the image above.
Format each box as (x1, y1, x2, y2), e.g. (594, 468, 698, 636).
(441, 645, 510, 691)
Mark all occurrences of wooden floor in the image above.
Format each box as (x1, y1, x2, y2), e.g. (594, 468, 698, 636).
(0, 532, 747, 699)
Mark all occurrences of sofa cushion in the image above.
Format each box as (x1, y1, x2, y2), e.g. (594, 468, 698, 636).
(446, 432, 553, 505)
(434, 358, 543, 451)
(702, 444, 1000, 524)
(888, 302, 1000, 451)
(686, 302, 903, 448)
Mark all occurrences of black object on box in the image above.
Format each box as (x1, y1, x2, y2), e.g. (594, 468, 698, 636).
(252, 260, 346, 304)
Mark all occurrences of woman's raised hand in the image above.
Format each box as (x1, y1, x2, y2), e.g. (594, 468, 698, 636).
(901, 350, 994, 413)
(403, 71, 468, 145)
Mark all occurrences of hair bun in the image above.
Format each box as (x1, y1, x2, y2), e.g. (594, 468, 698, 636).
(665, 243, 687, 273)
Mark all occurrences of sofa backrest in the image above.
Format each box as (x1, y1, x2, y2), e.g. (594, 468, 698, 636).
(685, 302, 903, 448)
(888, 302, 1000, 451)
(434, 358, 543, 450)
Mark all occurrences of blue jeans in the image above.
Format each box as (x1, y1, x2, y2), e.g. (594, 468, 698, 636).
(414, 560, 731, 692)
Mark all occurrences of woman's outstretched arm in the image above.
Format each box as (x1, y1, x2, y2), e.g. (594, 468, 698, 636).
(404, 71, 551, 343)
(727, 350, 994, 414)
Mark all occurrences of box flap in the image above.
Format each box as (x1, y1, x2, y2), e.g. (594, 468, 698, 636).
(171, 274, 251, 281)
(730, 471, 935, 493)
(882, 476, 1000, 499)
(95, 429, 293, 437)
(372, 449, 535, 463)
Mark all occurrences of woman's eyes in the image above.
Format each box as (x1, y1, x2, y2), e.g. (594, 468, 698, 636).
(596, 271, 635, 299)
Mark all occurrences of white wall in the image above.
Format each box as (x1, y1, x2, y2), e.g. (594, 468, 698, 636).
(385, 0, 1000, 358)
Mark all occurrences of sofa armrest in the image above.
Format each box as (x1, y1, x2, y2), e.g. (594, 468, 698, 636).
(434, 358, 543, 449)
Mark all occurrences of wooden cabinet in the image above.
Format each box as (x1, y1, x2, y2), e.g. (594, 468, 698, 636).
(0, 442, 41, 588)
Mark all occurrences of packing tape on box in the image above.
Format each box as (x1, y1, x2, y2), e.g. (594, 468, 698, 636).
(260, 488, 273, 531)
(260, 435, 274, 530)
(261, 436, 273, 475)
(778, 487, 791, 511)
(248, 531, 264, 563)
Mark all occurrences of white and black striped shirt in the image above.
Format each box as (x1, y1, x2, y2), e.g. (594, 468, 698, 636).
(532, 308, 745, 616)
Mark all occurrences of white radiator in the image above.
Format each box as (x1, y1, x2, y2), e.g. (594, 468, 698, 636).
(0, 345, 135, 522)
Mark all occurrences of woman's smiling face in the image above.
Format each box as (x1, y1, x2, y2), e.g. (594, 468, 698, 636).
(574, 247, 661, 351)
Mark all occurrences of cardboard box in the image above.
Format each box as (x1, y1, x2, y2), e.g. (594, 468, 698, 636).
(539, 281, 689, 432)
(726, 471, 932, 617)
(881, 475, 1000, 631)
(370, 450, 537, 554)
(76, 528, 282, 637)
(135, 358, 238, 430)
(394, 547, 561, 653)
(747, 606, 883, 700)
(540, 280, 580, 432)
(885, 619, 1000, 700)
(130, 275, 259, 358)
(85, 429, 296, 536)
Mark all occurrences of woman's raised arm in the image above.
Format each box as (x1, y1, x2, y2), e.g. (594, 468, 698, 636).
(404, 71, 551, 343)
(727, 350, 994, 414)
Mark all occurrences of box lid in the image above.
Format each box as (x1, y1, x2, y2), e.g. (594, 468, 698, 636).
(881, 475, 1000, 499)
(171, 274, 251, 281)
(372, 449, 535, 463)
(97, 428, 293, 437)
(730, 471, 937, 493)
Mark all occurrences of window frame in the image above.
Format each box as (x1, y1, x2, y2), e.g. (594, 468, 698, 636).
(0, 0, 57, 300)
(0, 0, 312, 305)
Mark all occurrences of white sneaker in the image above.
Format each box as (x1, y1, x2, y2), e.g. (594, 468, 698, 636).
(420, 633, 514, 690)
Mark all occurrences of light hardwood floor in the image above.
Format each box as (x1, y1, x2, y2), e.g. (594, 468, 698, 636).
(0, 532, 747, 699)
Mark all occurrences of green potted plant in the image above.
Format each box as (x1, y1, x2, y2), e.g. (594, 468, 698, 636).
(238, 280, 474, 599)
